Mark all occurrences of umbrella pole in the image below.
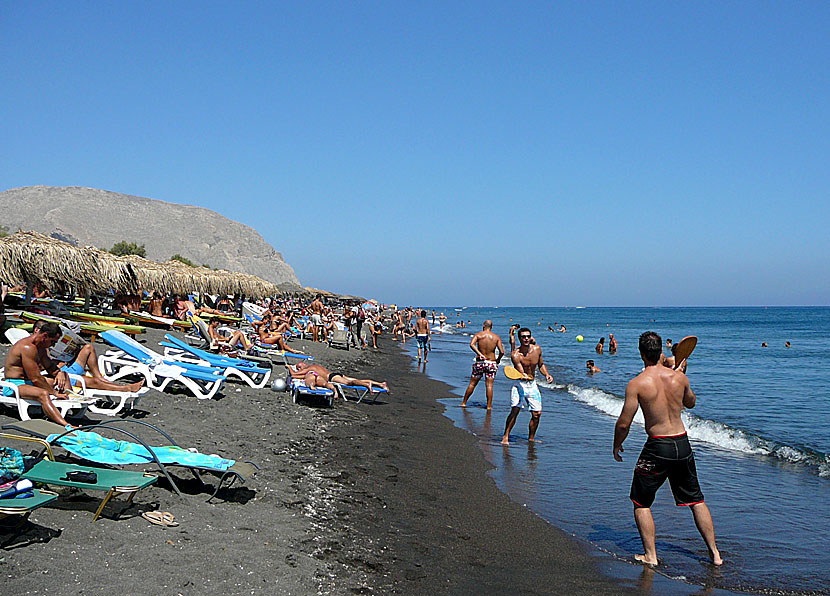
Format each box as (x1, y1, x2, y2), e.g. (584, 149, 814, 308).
(24, 280, 33, 307)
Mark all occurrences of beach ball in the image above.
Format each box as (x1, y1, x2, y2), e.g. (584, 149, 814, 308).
(271, 378, 287, 392)
(576, 335, 584, 342)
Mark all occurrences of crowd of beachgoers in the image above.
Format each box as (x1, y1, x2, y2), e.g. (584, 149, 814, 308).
(0, 283, 420, 529)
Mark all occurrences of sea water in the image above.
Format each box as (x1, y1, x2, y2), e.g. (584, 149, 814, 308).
(403, 307, 830, 595)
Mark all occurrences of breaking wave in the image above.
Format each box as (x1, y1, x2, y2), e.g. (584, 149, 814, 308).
(564, 385, 830, 478)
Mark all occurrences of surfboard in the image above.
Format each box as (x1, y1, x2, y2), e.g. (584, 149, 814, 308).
(673, 335, 697, 370)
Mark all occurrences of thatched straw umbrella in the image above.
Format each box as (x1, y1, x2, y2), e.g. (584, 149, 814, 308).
(0, 231, 129, 295)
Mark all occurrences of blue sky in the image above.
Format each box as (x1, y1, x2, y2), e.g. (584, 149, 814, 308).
(2, 2, 828, 306)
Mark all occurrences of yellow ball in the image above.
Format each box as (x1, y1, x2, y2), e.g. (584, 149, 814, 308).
(576, 335, 584, 342)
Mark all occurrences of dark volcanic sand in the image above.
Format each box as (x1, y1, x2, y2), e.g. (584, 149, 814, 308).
(0, 328, 636, 595)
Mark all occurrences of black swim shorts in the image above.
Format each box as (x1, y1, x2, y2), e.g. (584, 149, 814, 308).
(630, 433, 704, 508)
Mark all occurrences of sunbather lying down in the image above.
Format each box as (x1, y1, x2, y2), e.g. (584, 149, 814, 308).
(289, 362, 388, 394)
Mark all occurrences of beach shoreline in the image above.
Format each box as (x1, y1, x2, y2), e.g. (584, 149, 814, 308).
(0, 327, 681, 595)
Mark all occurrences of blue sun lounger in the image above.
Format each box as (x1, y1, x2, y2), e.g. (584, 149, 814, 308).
(98, 330, 226, 400)
(159, 334, 272, 389)
(334, 384, 390, 404)
(288, 378, 334, 408)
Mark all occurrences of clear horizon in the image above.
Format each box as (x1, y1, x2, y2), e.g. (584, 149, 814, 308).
(2, 3, 828, 306)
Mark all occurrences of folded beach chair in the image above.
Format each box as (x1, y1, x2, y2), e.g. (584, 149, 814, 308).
(333, 383, 390, 404)
(97, 330, 226, 400)
(0, 433, 157, 521)
(328, 328, 350, 350)
(159, 334, 271, 389)
(288, 378, 334, 408)
(1, 419, 258, 502)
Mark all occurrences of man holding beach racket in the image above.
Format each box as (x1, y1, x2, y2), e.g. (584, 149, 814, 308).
(613, 331, 722, 567)
(501, 327, 553, 444)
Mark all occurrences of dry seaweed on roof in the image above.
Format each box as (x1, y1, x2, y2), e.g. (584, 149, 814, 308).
(0, 230, 130, 293)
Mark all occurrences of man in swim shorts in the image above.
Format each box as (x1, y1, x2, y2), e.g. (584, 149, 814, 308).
(414, 310, 431, 363)
(501, 327, 553, 444)
(613, 331, 722, 566)
(2, 322, 76, 427)
(309, 295, 324, 342)
(461, 320, 505, 410)
(29, 320, 145, 394)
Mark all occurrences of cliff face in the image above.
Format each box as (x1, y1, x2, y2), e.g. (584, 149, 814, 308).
(0, 186, 300, 286)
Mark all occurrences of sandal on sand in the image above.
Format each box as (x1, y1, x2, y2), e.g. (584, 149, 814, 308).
(142, 511, 179, 527)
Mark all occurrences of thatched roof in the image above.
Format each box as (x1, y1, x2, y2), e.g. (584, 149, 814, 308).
(0, 230, 280, 298)
(0, 231, 131, 292)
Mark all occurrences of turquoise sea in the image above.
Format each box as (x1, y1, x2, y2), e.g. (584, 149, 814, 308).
(404, 307, 829, 595)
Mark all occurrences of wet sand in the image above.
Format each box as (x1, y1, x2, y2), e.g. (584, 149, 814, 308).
(0, 328, 636, 595)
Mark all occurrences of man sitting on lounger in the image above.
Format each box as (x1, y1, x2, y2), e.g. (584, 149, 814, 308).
(207, 317, 252, 353)
(2, 322, 77, 427)
(288, 361, 389, 394)
(32, 320, 145, 394)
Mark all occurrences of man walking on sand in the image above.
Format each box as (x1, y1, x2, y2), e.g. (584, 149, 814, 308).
(415, 310, 431, 363)
(613, 331, 722, 567)
(461, 320, 505, 410)
(501, 326, 553, 444)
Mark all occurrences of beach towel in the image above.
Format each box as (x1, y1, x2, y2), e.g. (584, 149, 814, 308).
(46, 429, 234, 470)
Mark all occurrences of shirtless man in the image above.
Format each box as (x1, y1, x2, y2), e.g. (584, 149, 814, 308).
(289, 361, 389, 394)
(461, 320, 505, 409)
(613, 331, 722, 567)
(501, 326, 553, 444)
(309, 295, 324, 342)
(2, 322, 76, 427)
(608, 333, 618, 355)
(148, 291, 164, 317)
(415, 310, 431, 363)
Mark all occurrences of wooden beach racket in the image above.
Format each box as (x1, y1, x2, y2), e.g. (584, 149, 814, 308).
(672, 335, 698, 370)
(504, 365, 531, 381)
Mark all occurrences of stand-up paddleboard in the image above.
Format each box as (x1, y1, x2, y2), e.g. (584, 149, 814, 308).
(504, 365, 531, 380)
(673, 335, 697, 370)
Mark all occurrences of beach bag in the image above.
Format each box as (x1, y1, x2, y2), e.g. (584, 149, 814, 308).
(0, 447, 26, 482)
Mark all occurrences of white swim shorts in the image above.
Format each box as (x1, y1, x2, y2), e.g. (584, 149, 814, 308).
(510, 380, 542, 412)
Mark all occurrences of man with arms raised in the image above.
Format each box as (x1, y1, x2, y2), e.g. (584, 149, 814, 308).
(461, 320, 505, 410)
(2, 322, 76, 427)
(614, 331, 722, 566)
(501, 326, 553, 444)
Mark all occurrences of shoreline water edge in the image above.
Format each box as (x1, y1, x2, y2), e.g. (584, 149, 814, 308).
(402, 306, 830, 596)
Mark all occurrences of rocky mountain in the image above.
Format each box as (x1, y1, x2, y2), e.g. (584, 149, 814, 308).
(0, 186, 300, 286)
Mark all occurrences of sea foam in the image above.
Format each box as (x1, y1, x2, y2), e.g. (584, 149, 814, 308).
(564, 384, 830, 477)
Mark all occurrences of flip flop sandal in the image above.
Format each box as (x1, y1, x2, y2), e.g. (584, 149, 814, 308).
(142, 511, 179, 527)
